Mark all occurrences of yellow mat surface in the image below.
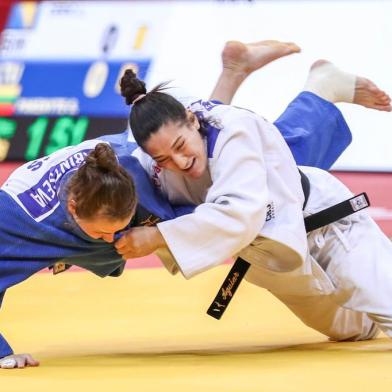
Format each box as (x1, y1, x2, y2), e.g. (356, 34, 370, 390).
(1, 265, 391, 391)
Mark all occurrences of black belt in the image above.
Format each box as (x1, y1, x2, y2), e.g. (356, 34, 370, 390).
(206, 172, 370, 320)
(299, 169, 310, 209)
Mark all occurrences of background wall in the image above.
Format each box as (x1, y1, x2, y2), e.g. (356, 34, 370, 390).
(0, 0, 391, 170)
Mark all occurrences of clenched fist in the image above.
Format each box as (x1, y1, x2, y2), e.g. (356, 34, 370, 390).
(115, 226, 166, 259)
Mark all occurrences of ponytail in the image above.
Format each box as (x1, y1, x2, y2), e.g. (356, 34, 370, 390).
(120, 69, 188, 147)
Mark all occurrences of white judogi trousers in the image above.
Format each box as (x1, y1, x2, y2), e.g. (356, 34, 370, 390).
(243, 166, 392, 341)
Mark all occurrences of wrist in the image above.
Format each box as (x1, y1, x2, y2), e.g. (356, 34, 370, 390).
(152, 226, 166, 249)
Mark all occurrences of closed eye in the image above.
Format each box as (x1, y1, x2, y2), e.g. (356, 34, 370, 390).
(176, 141, 185, 151)
(155, 157, 170, 164)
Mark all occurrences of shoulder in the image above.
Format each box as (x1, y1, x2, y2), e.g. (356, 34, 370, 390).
(196, 102, 266, 134)
(208, 106, 268, 158)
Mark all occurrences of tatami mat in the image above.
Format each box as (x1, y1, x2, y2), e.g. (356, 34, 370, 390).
(1, 265, 391, 391)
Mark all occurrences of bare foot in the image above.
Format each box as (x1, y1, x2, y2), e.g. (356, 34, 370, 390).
(209, 39, 300, 104)
(354, 77, 391, 112)
(305, 60, 392, 112)
(221, 39, 301, 76)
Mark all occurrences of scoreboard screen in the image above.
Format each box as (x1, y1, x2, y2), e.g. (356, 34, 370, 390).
(0, 1, 166, 161)
(0, 116, 128, 161)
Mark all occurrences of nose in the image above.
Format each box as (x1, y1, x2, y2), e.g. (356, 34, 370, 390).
(172, 153, 189, 170)
(101, 233, 114, 243)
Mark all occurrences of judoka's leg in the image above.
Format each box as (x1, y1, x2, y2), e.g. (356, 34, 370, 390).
(304, 60, 391, 111)
(295, 166, 392, 339)
(274, 92, 352, 169)
(273, 292, 378, 342)
(209, 40, 300, 104)
(245, 257, 378, 341)
(310, 210, 392, 339)
(269, 255, 379, 342)
(274, 61, 391, 169)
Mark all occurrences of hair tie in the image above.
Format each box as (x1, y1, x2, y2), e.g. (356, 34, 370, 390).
(132, 94, 146, 105)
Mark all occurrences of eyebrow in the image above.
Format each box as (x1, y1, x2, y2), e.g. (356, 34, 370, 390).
(153, 136, 182, 160)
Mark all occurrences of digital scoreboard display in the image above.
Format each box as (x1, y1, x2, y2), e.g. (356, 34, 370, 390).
(0, 1, 163, 161)
(0, 116, 128, 161)
(0, 59, 149, 161)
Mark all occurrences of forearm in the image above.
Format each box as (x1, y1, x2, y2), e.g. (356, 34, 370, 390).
(0, 291, 13, 358)
(156, 201, 265, 279)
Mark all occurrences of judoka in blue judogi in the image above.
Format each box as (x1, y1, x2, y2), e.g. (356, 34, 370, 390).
(0, 92, 352, 359)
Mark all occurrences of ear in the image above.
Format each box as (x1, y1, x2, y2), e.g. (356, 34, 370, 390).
(67, 198, 77, 217)
(186, 110, 200, 129)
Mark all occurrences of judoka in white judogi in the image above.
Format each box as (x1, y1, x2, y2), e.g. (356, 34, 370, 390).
(133, 93, 392, 341)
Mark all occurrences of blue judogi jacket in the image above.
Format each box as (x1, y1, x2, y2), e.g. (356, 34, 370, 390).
(0, 91, 351, 358)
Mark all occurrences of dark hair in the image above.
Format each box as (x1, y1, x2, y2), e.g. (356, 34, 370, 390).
(67, 143, 136, 221)
(120, 69, 189, 147)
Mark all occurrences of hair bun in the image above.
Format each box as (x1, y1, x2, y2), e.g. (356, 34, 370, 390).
(120, 68, 147, 105)
(85, 143, 118, 171)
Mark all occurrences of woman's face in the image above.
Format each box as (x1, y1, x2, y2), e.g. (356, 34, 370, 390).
(68, 201, 132, 243)
(143, 111, 208, 179)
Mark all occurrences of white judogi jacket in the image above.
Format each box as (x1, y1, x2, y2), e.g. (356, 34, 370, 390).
(134, 101, 308, 279)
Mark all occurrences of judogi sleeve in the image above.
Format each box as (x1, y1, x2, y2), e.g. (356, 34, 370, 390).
(157, 115, 268, 278)
(0, 291, 13, 358)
